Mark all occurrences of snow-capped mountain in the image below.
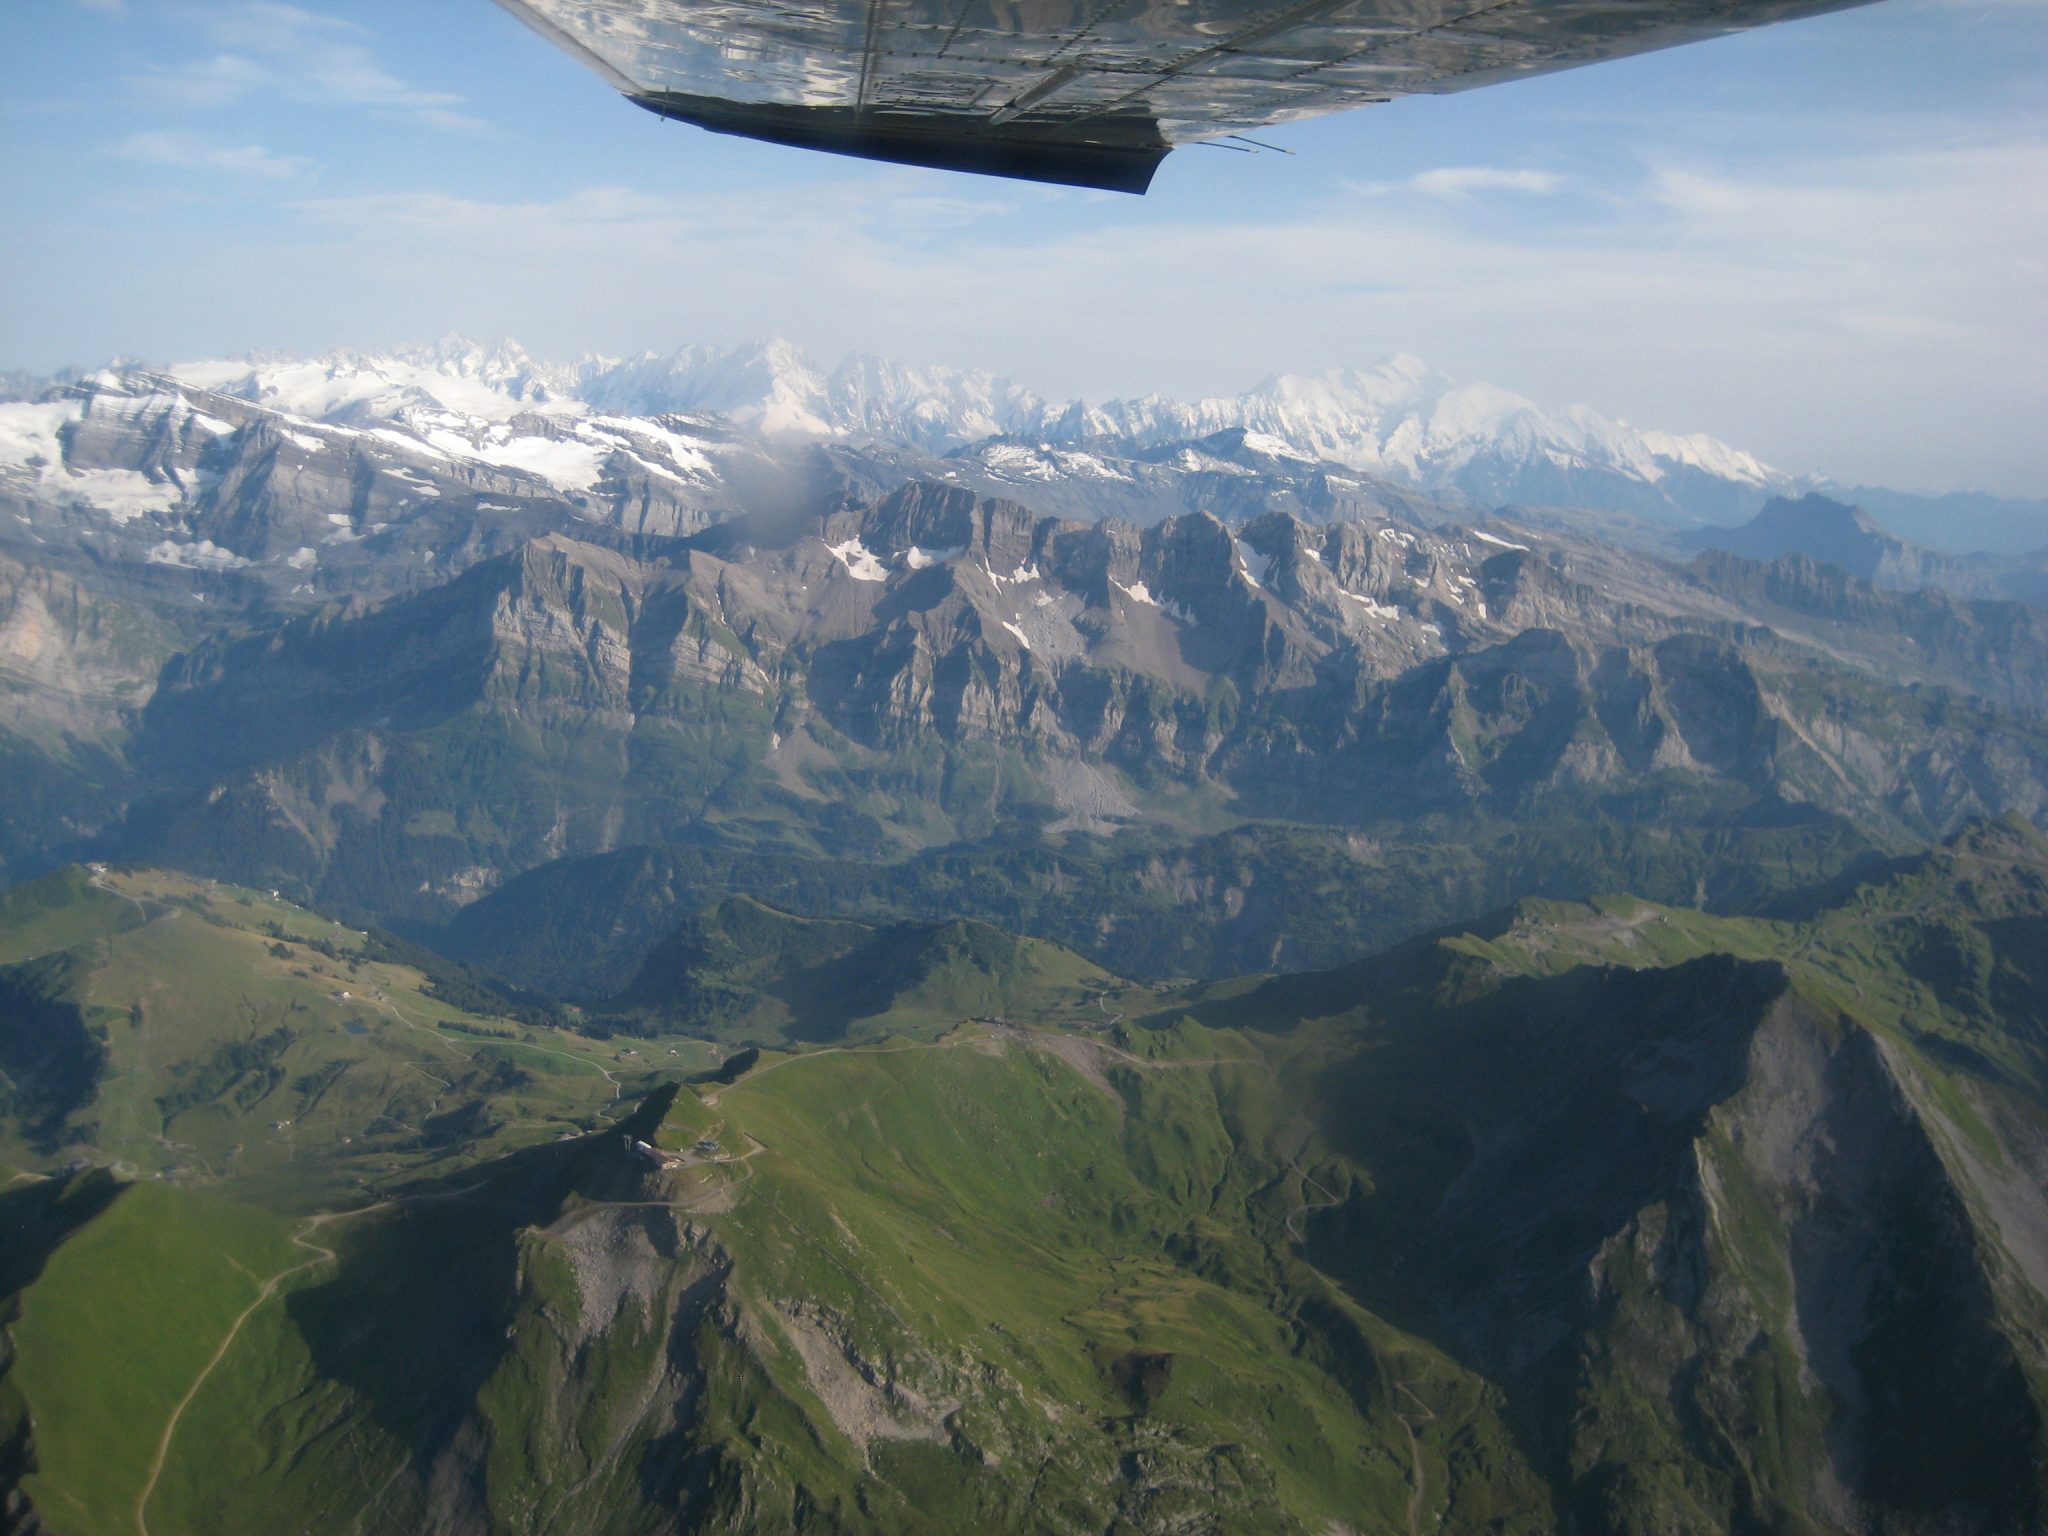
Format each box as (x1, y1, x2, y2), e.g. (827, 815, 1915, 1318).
(569, 342, 1802, 524)
(1042, 357, 1791, 523)
(570, 340, 1051, 447)
(171, 336, 591, 426)
(152, 336, 1808, 525)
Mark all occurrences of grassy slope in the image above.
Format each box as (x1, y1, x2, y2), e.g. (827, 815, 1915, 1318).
(1170, 817, 2048, 1532)
(695, 1037, 1417, 1531)
(0, 866, 723, 1202)
(8, 1184, 298, 1534)
(3, 828, 2047, 1533)
(401, 1023, 1550, 1536)
(618, 894, 1123, 1046)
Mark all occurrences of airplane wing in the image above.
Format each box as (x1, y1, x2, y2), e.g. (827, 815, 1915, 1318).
(491, 0, 1878, 194)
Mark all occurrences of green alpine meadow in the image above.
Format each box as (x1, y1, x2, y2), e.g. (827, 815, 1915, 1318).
(3, 815, 2044, 1533)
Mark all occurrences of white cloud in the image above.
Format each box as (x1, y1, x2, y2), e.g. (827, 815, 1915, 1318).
(259, 129, 2047, 495)
(134, 2, 488, 134)
(1348, 166, 1566, 200)
(113, 130, 309, 179)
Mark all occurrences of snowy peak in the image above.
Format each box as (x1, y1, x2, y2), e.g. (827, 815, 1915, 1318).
(574, 338, 832, 433)
(145, 335, 1802, 523)
(171, 334, 585, 426)
(1636, 429, 1776, 488)
(1062, 363, 1792, 522)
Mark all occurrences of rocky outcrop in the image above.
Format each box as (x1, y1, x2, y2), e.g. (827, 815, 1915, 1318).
(101, 486, 2048, 921)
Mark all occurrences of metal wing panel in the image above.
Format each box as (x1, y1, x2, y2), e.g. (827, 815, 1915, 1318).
(492, 0, 1881, 191)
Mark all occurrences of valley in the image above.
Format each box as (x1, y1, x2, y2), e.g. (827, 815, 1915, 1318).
(2, 817, 2046, 1533)
(0, 336, 2044, 1535)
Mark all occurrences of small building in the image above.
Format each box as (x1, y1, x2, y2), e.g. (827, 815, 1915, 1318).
(625, 1135, 687, 1169)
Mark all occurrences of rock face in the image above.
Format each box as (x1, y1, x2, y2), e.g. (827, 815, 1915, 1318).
(2, 345, 2045, 946)
(1272, 819, 2048, 1535)
(1416, 966, 2041, 1528)
(0, 365, 1457, 611)
(0, 455, 2033, 926)
(118, 488, 2048, 914)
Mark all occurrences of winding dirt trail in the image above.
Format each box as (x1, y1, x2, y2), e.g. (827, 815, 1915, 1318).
(86, 868, 165, 930)
(1284, 1160, 1346, 1245)
(134, 1217, 340, 1536)
(1393, 1379, 1437, 1536)
(134, 1184, 489, 1536)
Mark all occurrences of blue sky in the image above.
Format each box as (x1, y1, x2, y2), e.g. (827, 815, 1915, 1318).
(3, 0, 2044, 496)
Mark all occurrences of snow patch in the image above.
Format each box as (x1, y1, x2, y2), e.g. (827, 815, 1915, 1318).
(1235, 539, 1270, 589)
(975, 444, 1131, 483)
(1001, 619, 1032, 650)
(0, 401, 81, 473)
(827, 538, 888, 582)
(147, 538, 249, 571)
(1118, 582, 1195, 623)
(1470, 528, 1529, 552)
(67, 469, 181, 521)
(902, 544, 963, 570)
(285, 546, 318, 570)
(1240, 429, 1313, 461)
(1051, 449, 1130, 481)
(370, 427, 444, 458)
(1172, 447, 1250, 476)
(465, 434, 607, 492)
(1340, 589, 1401, 620)
(586, 416, 713, 477)
(622, 450, 692, 486)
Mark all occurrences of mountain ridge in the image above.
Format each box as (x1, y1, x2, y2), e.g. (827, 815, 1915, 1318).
(131, 334, 2048, 548)
(5, 822, 2048, 1533)
(159, 336, 1802, 525)
(1688, 492, 2048, 605)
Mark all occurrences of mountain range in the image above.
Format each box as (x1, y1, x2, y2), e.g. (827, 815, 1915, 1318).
(6, 336, 2040, 556)
(3, 341, 2048, 978)
(2, 328, 2048, 1533)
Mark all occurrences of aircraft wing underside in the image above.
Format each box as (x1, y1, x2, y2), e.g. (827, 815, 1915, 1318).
(492, 0, 1877, 192)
